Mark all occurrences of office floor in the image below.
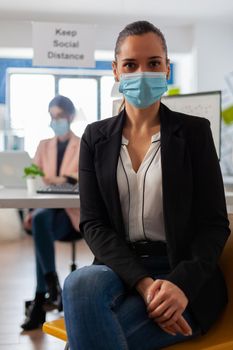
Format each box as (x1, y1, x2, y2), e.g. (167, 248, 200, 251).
(0, 233, 93, 350)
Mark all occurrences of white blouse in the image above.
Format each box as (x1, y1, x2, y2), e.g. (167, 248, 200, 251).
(117, 132, 166, 242)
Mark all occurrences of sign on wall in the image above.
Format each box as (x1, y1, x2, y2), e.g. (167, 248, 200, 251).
(32, 22, 96, 68)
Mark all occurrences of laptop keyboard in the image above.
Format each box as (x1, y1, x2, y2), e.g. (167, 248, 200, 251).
(37, 183, 79, 195)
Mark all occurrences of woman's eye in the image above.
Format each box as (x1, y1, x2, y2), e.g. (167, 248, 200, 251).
(149, 61, 161, 68)
(123, 62, 136, 69)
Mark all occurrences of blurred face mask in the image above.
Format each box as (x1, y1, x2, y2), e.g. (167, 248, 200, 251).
(119, 72, 168, 109)
(50, 118, 70, 136)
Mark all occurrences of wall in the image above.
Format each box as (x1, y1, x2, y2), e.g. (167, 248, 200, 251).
(193, 21, 233, 92)
(0, 19, 232, 92)
(0, 20, 193, 53)
(1, 18, 233, 173)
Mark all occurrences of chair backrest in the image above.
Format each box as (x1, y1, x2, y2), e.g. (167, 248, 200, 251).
(163, 215, 233, 350)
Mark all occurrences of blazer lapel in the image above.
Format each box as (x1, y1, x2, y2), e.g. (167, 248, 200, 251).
(160, 103, 193, 258)
(47, 137, 57, 177)
(94, 111, 126, 236)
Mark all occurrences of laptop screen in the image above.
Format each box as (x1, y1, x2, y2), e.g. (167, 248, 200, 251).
(0, 151, 31, 188)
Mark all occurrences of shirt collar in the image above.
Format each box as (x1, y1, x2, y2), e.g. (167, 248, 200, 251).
(121, 131, 160, 146)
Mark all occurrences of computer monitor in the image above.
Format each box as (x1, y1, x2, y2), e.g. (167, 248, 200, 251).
(161, 91, 221, 158)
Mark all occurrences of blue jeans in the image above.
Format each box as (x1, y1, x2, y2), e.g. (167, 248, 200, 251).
(63, 256, 201, 350)
(32, 208, 77, 293)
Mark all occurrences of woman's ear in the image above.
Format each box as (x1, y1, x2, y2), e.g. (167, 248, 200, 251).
(112, 61, 120, 82)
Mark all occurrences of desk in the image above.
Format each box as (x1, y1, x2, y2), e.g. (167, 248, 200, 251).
(0, 188, 80, 209)
(0, 187, 232, 212)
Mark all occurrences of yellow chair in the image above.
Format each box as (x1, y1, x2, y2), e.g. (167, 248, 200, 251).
(43, 318, 69, 349)
(43, 215, 233, 350)
(163, 215, 233, 350)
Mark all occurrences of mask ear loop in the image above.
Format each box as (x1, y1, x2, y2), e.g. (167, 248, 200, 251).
(118, 98, 125, 113)
(116, 74, 124, 113)
(112, 62, 125, 113)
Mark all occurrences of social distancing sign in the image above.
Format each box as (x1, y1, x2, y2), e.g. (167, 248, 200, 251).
(32, 22, 96, 68)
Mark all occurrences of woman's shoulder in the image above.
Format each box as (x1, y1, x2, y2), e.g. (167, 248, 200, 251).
(69, 132, 81, 143)
(163, 104, 210, 137)
(167, 105, 209, 126)
(86, 114, 121, 131)
(37, 137, 55, 148)
(82, 112, 124, 143)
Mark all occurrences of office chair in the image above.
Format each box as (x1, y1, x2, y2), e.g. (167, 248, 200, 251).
(24, 229, 82, 315)
(59, 231, 82, 272)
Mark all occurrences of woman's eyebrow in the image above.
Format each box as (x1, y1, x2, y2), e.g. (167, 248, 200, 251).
(121, 58, 137, 61)
(121, 56, 163, 61)
(148, 56, 163, 59)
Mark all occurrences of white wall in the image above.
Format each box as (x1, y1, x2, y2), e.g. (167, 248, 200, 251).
(0, 19, 232, 94)
(0, 21, 31, 48)
(0, 20, 193, 54)
(193, 21, 233, 92)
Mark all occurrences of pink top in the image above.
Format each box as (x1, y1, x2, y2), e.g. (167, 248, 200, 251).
(34, 131, 81, 231)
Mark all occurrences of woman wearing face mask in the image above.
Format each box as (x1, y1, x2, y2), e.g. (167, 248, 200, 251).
(63, 21, 230, 350)
(21, 95, 81, 331)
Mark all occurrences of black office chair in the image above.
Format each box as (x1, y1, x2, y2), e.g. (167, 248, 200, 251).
(23, 227, 82, 316)
(20, 207, 82, 272)
(59, 231, 82, 272)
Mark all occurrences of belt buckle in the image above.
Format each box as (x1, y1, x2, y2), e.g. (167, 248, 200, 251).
(137, 240, 148, 246)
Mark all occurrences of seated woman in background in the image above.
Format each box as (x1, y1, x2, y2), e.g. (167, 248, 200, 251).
(21, 95, 81, 331)
(63, 21, 230, 350)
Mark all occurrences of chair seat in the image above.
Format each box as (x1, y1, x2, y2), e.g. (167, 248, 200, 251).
(43, 318, 67, 342)
(43, 314, 233, 350)
(163, 340, 233, 350)
(43, 216, 233, 349)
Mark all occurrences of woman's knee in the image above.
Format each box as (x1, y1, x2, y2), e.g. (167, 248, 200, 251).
(63, 265, 124, 301)
(32, 209, 52, 233)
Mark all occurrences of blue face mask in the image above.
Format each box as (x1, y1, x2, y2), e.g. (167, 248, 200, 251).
(119, 72, 168, 109)
(50, 118, 70, 136)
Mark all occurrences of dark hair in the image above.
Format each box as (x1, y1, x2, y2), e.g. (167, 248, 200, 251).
(114, 20, 168, 62)
(48, 95, 76, 115)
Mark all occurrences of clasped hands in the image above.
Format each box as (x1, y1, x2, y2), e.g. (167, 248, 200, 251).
(43, 175, 66, 185)
(137, 277, 192, 337)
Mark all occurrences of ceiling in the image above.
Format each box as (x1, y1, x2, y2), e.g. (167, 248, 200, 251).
(0, 0, 233, 25)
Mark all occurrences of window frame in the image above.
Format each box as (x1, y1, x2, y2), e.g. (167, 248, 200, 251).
(5, 67, 113, 150)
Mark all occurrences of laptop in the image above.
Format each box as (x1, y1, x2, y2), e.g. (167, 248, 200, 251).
(0, 151, 31, 188)
(37, 183, 79, 195)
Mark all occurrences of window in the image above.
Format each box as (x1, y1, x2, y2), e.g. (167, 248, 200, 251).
(9, 73, 55, 157)
(101, 76, 115, 119)
(59, 77, 98, 137)
(7, 68, 113, 157)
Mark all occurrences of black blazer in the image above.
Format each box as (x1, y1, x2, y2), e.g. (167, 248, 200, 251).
(79, 103, 230, 333)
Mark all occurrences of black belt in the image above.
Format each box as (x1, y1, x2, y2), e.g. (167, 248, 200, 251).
(128, 240, 167, 257)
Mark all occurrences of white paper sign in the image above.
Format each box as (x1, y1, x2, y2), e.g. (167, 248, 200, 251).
(32, 22, 95, 67)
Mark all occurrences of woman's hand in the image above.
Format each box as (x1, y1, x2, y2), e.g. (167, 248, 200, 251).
(136, 277, 192, 336)
(136, 277, 155, 302)
(43, 176, 66, 185)
(146, 279, 191, 335)
(23, 211, 33, 231)
(158, 315, 192, 336)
